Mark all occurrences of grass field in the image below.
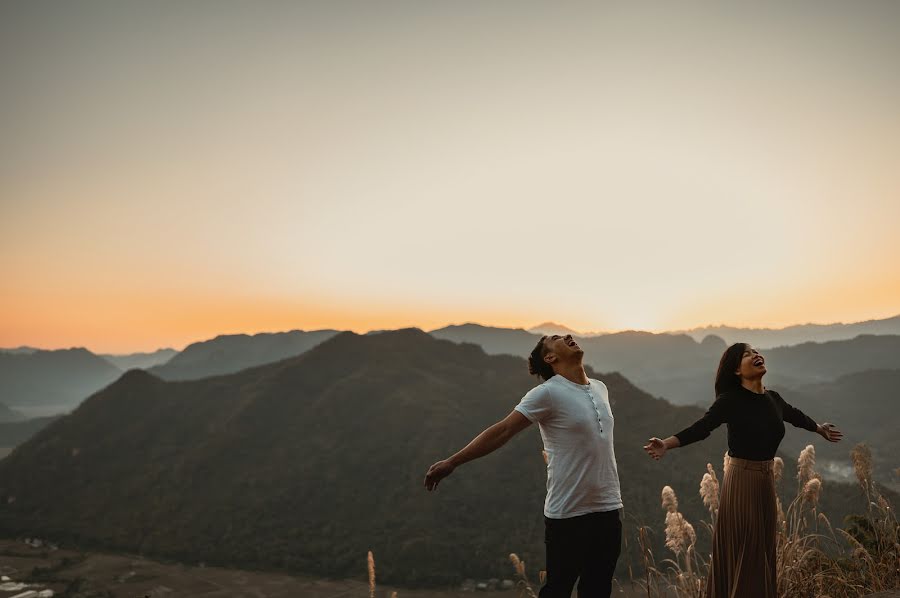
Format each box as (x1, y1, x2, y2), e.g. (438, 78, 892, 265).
(0, 539, 528, 598)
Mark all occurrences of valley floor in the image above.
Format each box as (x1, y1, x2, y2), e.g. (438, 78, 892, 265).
(0, 538, 530, 598)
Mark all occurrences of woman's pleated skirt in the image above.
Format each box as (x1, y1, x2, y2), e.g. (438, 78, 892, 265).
(706, 455, 777, 598)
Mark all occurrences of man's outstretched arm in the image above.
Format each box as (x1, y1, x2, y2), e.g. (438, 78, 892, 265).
(424, 409, 532, 491)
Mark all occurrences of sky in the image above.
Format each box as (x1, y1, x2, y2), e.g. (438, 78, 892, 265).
(2, 1, 899, 353)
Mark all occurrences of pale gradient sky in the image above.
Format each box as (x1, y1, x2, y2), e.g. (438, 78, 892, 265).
(2, 1, 899, 353)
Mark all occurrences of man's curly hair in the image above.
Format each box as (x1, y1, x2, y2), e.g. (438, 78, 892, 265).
(527, 336, 555, 381)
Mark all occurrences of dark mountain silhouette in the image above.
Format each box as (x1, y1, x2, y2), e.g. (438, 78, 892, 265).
(677, 314, 900, 348)
(100, 348, 178, 370)
(428, 325, 900, 406)
(0, 330, 878, 586)
(0, 415, 60, 448)
(528, 321, 581, 336)
(429, 323, 540, 356)
(147, 329, 339, 381)
(576, 331, 727, 405)
(619, 333, 900, 406)
(777, 369, 900, 491)
(0, 403, 25, 423)
(429, 324, 727, 405)
(0, 346, 39, 355)
(527, 322, 609, 337)
(763, 335, 900, 383)
(0, 348, 122, 412)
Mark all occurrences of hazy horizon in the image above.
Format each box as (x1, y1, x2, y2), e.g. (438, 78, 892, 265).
(2, 311, 899, 355)
(3, 2, 899, 353)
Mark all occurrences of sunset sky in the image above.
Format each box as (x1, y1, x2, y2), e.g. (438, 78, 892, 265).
(2, 2, 899, 353)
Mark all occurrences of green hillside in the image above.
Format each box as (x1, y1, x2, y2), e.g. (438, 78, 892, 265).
(0, 330, 883, 586)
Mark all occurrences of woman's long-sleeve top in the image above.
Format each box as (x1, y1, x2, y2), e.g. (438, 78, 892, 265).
(674, 386, 817, 461)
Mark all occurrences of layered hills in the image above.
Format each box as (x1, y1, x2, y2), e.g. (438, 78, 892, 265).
(148, 329, 339, 381)
(100, 348, 177, 371)
(678, 314, 900, 348)
(0, 403, 24, 423)
(0, 348, 122, 412)
(5, 314, 898, 416)
(0, 331, 340, 414)
(0, 415, 60, 448)
(520, 314, 900, 348)
(431, 324, 900, 407)
(779, 368, 900, 490)
(0, 330, 881, 586)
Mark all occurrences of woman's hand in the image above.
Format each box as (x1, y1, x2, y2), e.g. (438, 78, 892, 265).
(643, 437, 667, 461)
(817, 423, 843, 443)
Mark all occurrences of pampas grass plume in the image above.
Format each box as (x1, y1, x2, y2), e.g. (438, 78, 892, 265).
(700, 463, 719, 516)
(798, 445, 816, 486)
(367, 550, 376, 598)
(803, 478, 822, 506)
(662, 485, 678, 513)
(851, 443, 873, 492)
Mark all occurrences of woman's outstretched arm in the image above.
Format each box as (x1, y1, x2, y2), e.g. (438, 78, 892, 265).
(644, 393, 730, 460)
(773, 390, 843, 443)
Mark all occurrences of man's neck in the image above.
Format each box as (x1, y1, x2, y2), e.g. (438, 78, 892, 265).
(555, 362, 590, 385)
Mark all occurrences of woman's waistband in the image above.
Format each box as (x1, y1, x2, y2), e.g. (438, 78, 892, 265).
(726, 454, 775, 472)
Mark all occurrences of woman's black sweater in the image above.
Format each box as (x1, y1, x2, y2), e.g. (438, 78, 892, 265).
(674, 386, 818, 461)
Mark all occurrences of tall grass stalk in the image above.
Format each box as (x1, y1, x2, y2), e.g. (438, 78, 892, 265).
(509, 553, 538, 598)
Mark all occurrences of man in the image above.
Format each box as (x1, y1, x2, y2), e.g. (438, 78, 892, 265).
(424, 334, 623, 598)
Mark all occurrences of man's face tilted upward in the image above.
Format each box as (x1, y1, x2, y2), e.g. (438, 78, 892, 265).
(542, 334, 584, 368)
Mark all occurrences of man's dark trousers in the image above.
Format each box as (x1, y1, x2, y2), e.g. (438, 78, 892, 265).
(538, 509, 622, 598)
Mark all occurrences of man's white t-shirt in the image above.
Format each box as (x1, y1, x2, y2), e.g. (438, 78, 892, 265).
(514, 374, 623, 519)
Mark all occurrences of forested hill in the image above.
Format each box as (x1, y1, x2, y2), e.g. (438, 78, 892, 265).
(0, 329, 883, 585)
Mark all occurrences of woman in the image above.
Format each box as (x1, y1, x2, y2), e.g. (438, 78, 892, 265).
(643, 343, 843, 598)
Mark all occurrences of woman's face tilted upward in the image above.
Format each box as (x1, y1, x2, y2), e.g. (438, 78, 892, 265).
(735, 345, 767, 381)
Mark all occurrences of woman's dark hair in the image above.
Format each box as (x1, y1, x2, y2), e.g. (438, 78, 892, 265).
(528, 336, 555, 381)
(714, 342, 748, 396)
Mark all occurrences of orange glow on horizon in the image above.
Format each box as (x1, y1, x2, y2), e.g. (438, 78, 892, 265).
(0, 290, 545, 354)
(2, 282, 898, 354)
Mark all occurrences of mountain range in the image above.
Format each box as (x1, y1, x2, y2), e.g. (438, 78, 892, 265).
(0, 330, 887, 586)
(527, 322, 606, 336)
(100, 348, 177, 371)
(676, 314, 900, 348)
(147, 329, 339, 381)
(430, 324, 900, 406)
(0, 331, 339, 415)
(4, 322, 900, 424)
(522, 313, 900, 348)
(0, 415, 60, 449)
(0, 348, 122, 414)
(0, 403, 24, 423)
(778, 368, 900, 489)
(0, 346, 39, 355)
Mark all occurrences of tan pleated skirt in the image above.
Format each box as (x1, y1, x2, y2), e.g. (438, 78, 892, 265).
(706, 455, 777, 598)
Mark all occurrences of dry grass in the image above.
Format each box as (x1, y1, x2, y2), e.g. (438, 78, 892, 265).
(509, 553, 539, 597)
(368, 550, 377, 598)
(629, 443, 898, 598)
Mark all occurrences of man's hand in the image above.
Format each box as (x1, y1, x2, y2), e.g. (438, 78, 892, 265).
(643, 437, 667, 461)
(817, 423, 843, 443)
(424, 459, 456, 491)
(423, 410, 532, 493)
